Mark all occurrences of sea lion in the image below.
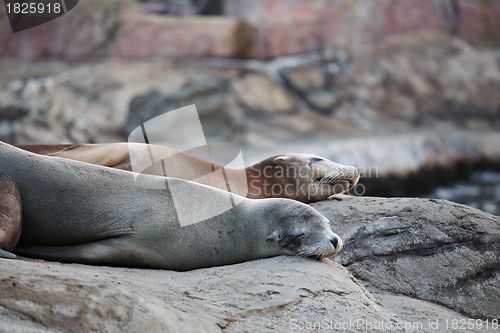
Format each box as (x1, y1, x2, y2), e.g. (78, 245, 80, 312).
(0, 142, 342, 270)
(16, 143, 359, 203)
(0, 173, 22, 259)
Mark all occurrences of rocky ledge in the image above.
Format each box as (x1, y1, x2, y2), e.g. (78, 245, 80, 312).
(312, 196, 500, 320)
(1, 196, 498, 332)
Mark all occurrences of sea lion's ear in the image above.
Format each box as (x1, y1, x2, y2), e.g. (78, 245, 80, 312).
(273, 156, 288, 163)
(267, 232, 285, 242)
(266, 232, 278, 242)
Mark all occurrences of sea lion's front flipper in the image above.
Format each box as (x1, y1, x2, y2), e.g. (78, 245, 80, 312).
(0, 172, 22, 259)
(14, 238, 161, 268)
(0, 248, 16, 259)
(14, 240, 125, 266)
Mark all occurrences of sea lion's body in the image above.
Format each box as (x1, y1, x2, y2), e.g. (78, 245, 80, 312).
(16, 143, 359, 203)
(0, 173, 21, 259)
(0, 142, 342, 270)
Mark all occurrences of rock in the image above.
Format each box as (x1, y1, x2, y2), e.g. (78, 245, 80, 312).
(2, 33, 499, 147)
(280, 66, 340, 114)
(281, 65, 326, 92)
(0, 1, 132, 60)
(231, 74, 296, 115)
(110, 9, 256, 59)
(0, 256, 402, 333)
(229, 291, 487, 332)
(3, 0, 500, 61)
(311, 196, 500, 319)
(225, 0, 500, 59)
(227, 291, 409, 333)
(0, 64, 139, 144)
(330, 34, 500, 130)
(242, 130, 500, 181)
(0, 1, 256, 60)
(0, 89, 30, 121)
(121, 75, 246, 141)
(0, 105, 30, 121)
(0, 77, 97, 144)
(126, 90, 163, 124)
(0, 62, 245, 144)
(1, 197, 497, 331)
(1, 275, 194, 332)
(369, 292, 488, 333)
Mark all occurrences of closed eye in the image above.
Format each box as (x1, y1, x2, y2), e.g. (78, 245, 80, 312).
(309, 157, 324, 167)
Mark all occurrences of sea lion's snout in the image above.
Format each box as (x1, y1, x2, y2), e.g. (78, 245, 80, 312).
(348, 167, 360, 189)
(262, 201, 343, 259)
(295, 228, 343, 259)
(330, 235, 343, 254)
(315, 163, 359, 194)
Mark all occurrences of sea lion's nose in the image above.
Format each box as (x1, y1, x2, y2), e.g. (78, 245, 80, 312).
(330, 237, 339, 248)
(348, 168, 360, 188)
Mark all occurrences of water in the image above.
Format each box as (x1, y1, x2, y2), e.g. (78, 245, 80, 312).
(425, 170, 500, 216)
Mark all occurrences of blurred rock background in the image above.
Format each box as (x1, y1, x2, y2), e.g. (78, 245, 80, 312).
(0, 0, 499, 210)
(1, 2, 499, 330)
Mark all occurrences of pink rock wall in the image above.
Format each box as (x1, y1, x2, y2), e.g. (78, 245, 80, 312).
(0, 0, 499, 60)
(0, 1, 255, 60)
(225, 0, 500, 59)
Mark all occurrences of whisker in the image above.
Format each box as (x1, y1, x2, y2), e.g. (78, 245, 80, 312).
(319, 172, 342, 185)
(298, 248, 317, 257)
(318, 168, 356, 186)
(298, 246, 329, 258)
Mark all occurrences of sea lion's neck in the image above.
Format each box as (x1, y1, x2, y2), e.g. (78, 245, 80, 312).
(198, 165, 261, 199)
(243, 163, 269, 199)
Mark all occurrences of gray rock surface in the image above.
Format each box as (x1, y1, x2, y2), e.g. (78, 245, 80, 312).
(1, 33, 499, 149)
(242, 130, 500, 179)
(1, 197, 498, 332)
(312, 196, 500, 319)
(305, 90, 339, 114)
(0, 256, 403, 333)
(0, 68, 128, 144)
(282, 65, 327, 92)
(231, 73, 297, 115)
(0, 1, 256, 60)
(0, 77, 95, 143)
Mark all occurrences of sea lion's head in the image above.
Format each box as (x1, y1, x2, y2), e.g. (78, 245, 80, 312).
(249, 153, 359, 203)
(261, 200, 342, 259)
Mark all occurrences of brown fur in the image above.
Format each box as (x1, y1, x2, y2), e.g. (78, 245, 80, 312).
(16, 144, 359, 203)
(0, 173, 22, 257)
